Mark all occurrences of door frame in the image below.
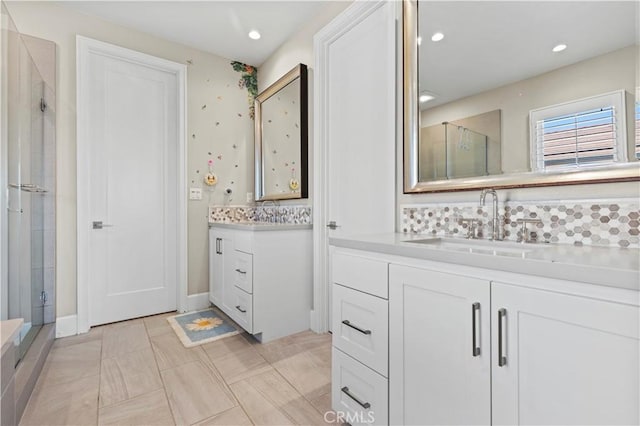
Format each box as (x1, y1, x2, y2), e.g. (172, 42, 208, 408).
(76, 36, 187, 333)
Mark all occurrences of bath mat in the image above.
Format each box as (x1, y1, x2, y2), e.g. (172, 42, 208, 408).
(167, 308, 240, 348)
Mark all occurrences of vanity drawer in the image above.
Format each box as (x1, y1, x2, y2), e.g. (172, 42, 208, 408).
(234, 231, 253, 254)
(230, 287, 253, 333)
(234, 251, 253, 294)
(332, 348, 388, 426)
(332, 284, 388, 376)
(333, 253, 388, 298)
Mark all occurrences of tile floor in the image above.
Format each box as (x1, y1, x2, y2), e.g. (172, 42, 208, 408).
(19, 311, 333, 425)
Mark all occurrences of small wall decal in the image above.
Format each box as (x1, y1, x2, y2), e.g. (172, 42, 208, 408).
(204, 159, 218, 187)
(289, 168, 300, 191)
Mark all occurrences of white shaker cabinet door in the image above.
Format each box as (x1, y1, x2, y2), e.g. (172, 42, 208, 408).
(209, 229, 223, 305)
(491, 282, 640, 425)
(389, 265, 491, 425)
(209, 229, 234, 312)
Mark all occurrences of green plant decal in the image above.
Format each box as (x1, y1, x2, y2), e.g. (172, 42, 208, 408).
(231, 61, 258, 120)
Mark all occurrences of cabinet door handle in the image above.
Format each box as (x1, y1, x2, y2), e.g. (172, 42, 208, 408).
(215, 238, 222, 254)
(235, 268, 247, 274)
(341, 320, 371, 335)
(472, 302, 481, 357)
(235, 305, 246, 313)
(341, 386, 370, 409)
(498, 308, 507, 367)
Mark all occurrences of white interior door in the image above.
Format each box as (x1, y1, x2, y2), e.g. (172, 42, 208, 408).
(77, 37, 185, 327)
(313, 0, 396, 332)
(325, 1, 395, 238)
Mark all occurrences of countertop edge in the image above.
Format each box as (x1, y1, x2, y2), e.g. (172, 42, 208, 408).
(1, 318, 23, 355)
(330, 235, 639, 292)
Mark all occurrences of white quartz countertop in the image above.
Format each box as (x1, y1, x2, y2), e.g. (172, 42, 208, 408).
(1, 318, 23, 355)
(330, 233, 640, 291)
(209, 222, 312, 231)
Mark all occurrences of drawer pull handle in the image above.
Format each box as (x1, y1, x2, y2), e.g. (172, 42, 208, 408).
(235, 268, 247, 274)
(341, 320, 371, 335)
(472, 302, 481, 357)
(341, 386, 370, 409)
(498, 308, 507, 367)
(235, 305, 247, 313)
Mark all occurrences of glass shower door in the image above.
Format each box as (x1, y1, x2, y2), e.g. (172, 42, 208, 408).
(5, 15, 46, 362)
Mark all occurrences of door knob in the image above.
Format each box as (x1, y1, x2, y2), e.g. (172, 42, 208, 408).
(92, 221, 114, 229)
(326, 221, 339, 230)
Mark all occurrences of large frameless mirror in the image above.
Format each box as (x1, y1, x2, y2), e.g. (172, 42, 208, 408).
(403, 0, 640, 193)
(255, 63, 308, 201)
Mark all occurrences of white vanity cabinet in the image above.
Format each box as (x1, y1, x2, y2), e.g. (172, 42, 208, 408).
(331, 243, 639, 426)
(388, 264, 639, 426)
(208, 224, 312, 342)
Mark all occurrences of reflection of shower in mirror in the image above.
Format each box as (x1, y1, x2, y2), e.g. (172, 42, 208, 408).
(458, 126, 469, 151)
(441, 121, 487, 152)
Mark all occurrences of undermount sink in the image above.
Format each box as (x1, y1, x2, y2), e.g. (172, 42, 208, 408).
(404, 237, 547, 257)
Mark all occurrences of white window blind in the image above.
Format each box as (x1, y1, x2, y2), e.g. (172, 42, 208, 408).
(530, 90, 627, 171)
(537, 107, 616, 168)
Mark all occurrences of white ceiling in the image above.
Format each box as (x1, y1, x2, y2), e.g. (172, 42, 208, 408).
(56, 1, 329, 66)
(53, 1, 638, 98)
(419, 1, 638, 108)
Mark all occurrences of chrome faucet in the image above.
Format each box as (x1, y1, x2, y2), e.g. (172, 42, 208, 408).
(479, 188, 501, 241)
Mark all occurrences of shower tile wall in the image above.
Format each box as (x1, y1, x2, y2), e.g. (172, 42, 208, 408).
(401, 198, 640, 248)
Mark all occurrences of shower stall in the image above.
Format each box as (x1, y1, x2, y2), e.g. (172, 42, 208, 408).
(1, 2, 56, 421)
(419, 121, 489, 181)
(443, 121, 488, 179)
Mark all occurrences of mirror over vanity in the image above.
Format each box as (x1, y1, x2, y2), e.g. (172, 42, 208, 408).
(403, 0, 640, 193)
(255, 63, 308, 201)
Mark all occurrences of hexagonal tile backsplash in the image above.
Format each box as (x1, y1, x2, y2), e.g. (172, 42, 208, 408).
(401, 199, 640, 248)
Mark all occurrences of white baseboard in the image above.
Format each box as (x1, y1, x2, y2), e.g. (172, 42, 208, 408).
(56, 297, 208, 338)
(310, 310, 324, 333)
(187, 292, 210, 312)
(56, 314, 78, 338)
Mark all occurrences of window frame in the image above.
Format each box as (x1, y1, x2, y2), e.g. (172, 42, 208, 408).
(529, 90, 628, 172)
(635, 88, 639, 159)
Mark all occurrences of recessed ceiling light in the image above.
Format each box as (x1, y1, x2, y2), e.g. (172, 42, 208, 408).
(552, 43, 567, 52)
(420, 94, 435, 103)
(248, 30, 261, 40)
(417, 36, 422, 46)
(431, 32, 444, 42)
